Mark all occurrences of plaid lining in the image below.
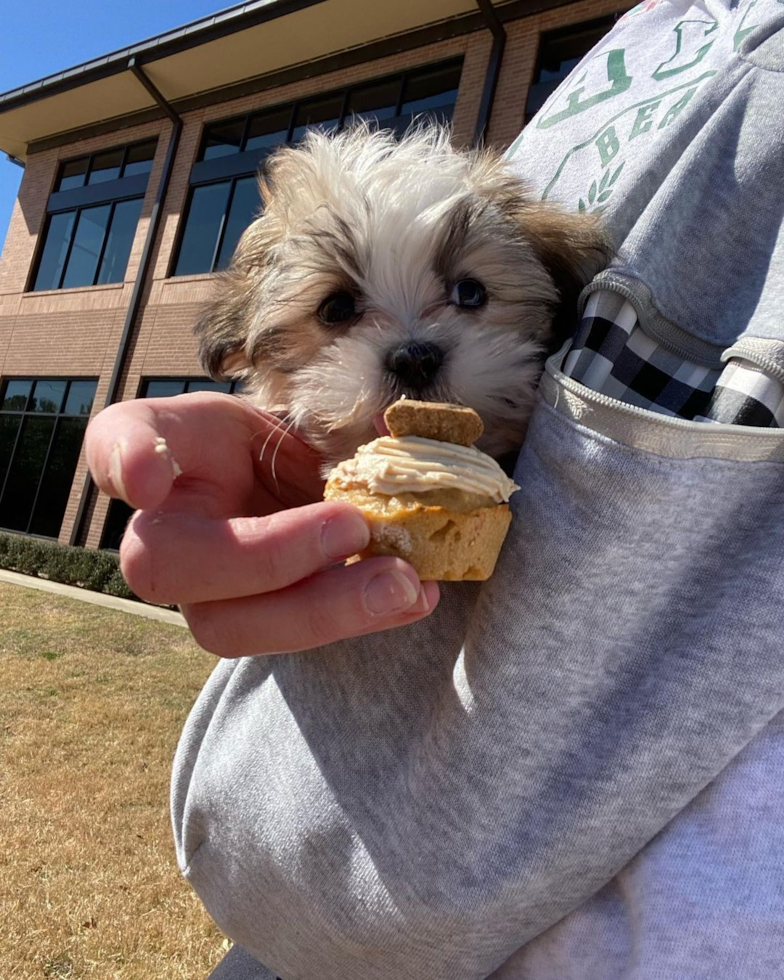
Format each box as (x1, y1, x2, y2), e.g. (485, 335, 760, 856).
(564, 292, 784, 428)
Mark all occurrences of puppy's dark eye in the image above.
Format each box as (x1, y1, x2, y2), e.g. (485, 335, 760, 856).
(450, 278, 487, 309)
(318, 292, 357, 325)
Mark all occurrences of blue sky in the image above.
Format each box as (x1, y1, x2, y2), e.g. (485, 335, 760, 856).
(0, 1, 232, 256)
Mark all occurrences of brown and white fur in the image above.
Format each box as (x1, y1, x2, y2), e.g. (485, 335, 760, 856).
(196, 125, 610, 463)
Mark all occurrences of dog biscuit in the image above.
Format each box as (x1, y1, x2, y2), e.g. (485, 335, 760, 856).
(383, 399, 484, 447)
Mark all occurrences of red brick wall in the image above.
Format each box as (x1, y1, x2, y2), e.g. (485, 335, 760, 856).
(0, 0, 632, 548)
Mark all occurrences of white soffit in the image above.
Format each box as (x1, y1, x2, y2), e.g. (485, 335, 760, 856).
(0, 0, 497, 159)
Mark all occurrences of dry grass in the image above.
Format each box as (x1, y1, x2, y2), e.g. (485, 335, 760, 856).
(0, 582, 228, 979)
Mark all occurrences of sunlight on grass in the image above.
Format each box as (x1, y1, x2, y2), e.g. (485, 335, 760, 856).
(0, 582, 227, 978)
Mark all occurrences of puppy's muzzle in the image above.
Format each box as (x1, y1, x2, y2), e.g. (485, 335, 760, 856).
(386, 341, 444, 391)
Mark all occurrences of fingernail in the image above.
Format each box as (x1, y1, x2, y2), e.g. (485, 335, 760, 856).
(321, 512, 370, 560)
(108, 441, 130, 503)
(364, 568, 420, 616)
(409, 583, 431, 615)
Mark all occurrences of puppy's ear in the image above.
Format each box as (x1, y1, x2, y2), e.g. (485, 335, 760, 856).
(194, 180, 274, 380)
(195, 267, 254, 380)
(522, 203, 612, 344)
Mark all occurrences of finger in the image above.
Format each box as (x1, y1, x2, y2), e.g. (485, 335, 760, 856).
(120, 501, 371, 605)
(85, 399, 178, 509)
(182, 558, 441, 657)
(85, 393, 322, 511)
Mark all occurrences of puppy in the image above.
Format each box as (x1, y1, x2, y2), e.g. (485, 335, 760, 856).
(196, 125, 610, 462)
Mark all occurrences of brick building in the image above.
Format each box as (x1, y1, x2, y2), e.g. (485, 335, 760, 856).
(0, 0, 629, 550)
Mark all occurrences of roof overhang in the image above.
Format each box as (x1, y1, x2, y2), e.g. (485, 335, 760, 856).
(0, 0, 531, 161)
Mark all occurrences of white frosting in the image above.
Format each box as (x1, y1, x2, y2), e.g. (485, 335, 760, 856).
(330, 436, 519, 503)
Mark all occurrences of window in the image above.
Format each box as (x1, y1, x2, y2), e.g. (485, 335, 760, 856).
(140, 378, 243, 398)
(0, 378, 97, 538)
(525, 16, 621, 123)
(100, 377, 243, 551)
(52, 140, 156, 192)
(173, 177, 259, 277)
(172, 60, 463, 277)
(31, 140, 156, 291)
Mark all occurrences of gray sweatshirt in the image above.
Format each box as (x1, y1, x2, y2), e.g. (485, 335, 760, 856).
(172, 2, 784, 977)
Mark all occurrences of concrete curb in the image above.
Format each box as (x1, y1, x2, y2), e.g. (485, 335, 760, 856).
(0, 568, 187, 628)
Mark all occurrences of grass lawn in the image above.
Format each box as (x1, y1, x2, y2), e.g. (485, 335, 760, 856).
(0, 581, 227, 978)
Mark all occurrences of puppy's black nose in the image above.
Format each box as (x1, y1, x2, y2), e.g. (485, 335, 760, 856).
(386, 342, 444, 389)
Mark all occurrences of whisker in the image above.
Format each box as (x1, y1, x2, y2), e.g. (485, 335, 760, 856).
(270, 414, 297, 491)
(258, 412, 293, 472)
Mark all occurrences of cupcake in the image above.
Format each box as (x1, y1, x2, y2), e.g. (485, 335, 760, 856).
(324, 400, 519, 581)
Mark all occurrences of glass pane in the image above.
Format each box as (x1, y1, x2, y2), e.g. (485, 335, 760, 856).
(61, 204, 111, 289)
(174, 182, 232, 276)
(216, 177, 259, 271)
(291, 95, 343, 142)
(536, 24, 612, 83)
(122, 140, 157, 177)
(539, 55, 581, 83)
(400, 64, 462, 123)
(185, 379, 232, 393)
(201, 118, 246, 160)
(101, 498, 135, 551)
(245, 106, 292, 153)
(29, 417, 88, 538)
(1, 380, 32, 412)
(64, 380, 97, 416)
(96, 198, 143, 285)
(33, 211, 76, 291)
(88, 149, 124, 185)
(346, 78, 402, 126)
(524, 80, 562, 121)
(0, 416, 22, 482)
(142, 380, 188, 398)
(30, 380, 67, 414)
(57, 157, 88, 192)
(0, 416, 54, 532)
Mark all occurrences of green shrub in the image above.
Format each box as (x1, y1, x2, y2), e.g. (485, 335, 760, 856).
(104, 567, 136, 600)
(84, 551, 120, 592)
(0, 531, 143, 604)
(40, 548, 73, 585)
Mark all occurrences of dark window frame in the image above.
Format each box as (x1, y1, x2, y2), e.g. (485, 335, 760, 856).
(174, 178, 243, 279)
(27, 138, 158, 293)
(54, 139, 158, 196)
(524, 15, 622, 125)
(47, 172, 150, 215)
(0, 377, 98, 539)
(31, 198, 145, 292)
(169, 58, 464, 278)
(139, 377, 244, 398)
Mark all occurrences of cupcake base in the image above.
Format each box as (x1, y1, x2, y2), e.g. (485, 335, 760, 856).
(325, 481, 512, 580)
(360, 503, 512, 581)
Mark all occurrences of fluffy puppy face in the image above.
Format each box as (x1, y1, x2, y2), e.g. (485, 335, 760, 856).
(196, 126, 610, 462)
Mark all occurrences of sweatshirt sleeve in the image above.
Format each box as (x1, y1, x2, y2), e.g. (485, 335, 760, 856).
(172, 9, 784, 980)
(172, 374, 784, 979)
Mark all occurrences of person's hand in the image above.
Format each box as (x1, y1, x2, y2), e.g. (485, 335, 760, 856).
(85, 393, 438, 656)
